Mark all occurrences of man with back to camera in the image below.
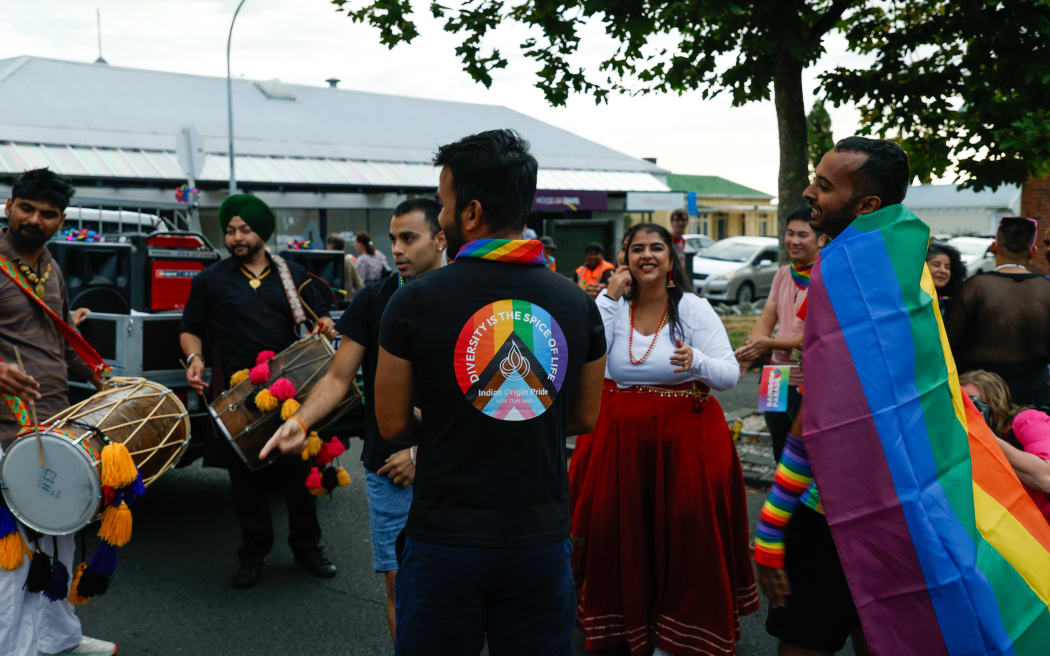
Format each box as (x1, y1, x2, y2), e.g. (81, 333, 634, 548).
(261, 198, 446, 641)
(179, 194, 338, 589)
(574, 242, 614, 298)
(945, 215, 1050, 407)
(376, 130, 606, 655)
(0, 168, 115, 656)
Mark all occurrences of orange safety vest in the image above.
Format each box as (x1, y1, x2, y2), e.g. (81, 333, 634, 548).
(575, 260, 614, 288)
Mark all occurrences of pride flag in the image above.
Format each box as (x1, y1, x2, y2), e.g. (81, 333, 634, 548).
(803, 204, 1050, 655)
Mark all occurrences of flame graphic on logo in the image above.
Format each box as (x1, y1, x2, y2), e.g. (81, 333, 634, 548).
(499, 342, 531, 381)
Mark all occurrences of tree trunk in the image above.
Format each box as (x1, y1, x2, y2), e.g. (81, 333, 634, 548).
(773, 56, 810, 264)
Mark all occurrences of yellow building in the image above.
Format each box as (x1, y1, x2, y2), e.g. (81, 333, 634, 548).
(651, 174, 776, 240)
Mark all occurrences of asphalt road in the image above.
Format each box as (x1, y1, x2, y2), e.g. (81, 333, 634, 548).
(73, 374, 857, 656)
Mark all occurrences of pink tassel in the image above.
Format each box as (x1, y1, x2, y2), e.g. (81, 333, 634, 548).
(256, 350, 275, 365)
(325, 437, 345, 458)
(304, 467, 322, 490)
(249, 363, 270, 386)
(268, 378, 296, 402)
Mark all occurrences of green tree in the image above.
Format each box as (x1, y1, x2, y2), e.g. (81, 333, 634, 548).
(332, 0, 1050, 241)
(333, 0, 861, 257)
(821, 0, 1050, 190)
(806, 102, 834, 176)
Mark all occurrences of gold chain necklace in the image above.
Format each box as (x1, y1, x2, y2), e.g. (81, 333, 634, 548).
(240, 265, 271, 291)
(17, 260, 52, 298)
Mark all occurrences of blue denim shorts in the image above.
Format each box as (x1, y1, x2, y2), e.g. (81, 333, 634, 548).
(365, 470, 413, 572)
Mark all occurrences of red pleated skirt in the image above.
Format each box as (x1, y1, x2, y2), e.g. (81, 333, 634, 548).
(570, 379, 759, 656)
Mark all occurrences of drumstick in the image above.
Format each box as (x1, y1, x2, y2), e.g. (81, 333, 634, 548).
(12, 346, 45, 468)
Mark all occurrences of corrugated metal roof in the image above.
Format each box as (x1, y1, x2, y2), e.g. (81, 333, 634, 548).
(0, 56, 665, 175)
(905, 183, 1021, 211)
(665, 173, 773, 199)
(0, 141, 667, 191)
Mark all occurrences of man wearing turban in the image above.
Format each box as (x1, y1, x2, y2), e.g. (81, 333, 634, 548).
(179, 194, 338, 588)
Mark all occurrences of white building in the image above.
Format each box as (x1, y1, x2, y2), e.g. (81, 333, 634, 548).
(906, 183, 1021, 236)
(0, 56, 667, 265)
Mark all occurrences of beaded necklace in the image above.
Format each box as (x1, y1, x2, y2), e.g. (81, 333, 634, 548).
(628, 301, 670, 365)
(16, 259, 51, 298)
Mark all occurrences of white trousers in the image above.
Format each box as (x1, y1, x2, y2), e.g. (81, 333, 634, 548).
(0, 529, 82, 656)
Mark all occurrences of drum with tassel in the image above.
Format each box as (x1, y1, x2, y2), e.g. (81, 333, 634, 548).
(0, 377, 190, 535)
(209, 334, 361, 470)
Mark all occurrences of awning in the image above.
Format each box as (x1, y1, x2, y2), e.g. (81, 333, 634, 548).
(0, 142, 668, 192)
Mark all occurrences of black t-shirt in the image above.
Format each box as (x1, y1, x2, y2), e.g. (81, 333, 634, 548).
(180, 255, 331, 378)
(379, 258, 606, 547)
(335, 274, 401, 472)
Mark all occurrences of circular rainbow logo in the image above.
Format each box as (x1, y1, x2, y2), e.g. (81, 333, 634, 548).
(453, 299, 568, 421)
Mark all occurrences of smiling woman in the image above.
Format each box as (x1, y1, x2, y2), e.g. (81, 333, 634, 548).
(570, 222, 756, 656)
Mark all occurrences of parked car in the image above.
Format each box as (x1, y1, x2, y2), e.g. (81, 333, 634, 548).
(683, 233, 714, 253)
(692, 236, 779, 303)
(946, 236, 995, 278)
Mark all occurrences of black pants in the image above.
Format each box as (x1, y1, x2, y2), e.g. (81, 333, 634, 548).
(763, 385, 802, 464)
(1005, 366, 1050, 408)
(227, 455, 322, 564)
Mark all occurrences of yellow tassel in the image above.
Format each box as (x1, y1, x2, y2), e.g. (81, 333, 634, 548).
(0, 531, 30, 570)
(100, 443, 138, 489)
(67, 563, 89, 605)
(254, 388, 279, 412)
(229, 369, 250, 387)
(306, 432, 323, 457)
(280, 399, 301, 421)
(336, 466, 351, 487)
(300, 448, 310, 461)
(309, 486, 327, 497)
(98, 502, 133, 547)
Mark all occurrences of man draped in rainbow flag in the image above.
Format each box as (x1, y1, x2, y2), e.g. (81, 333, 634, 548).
(754, 137, 1050, 656)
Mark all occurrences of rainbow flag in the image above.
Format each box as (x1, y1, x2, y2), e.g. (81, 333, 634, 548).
(803, 204, 1050, 655)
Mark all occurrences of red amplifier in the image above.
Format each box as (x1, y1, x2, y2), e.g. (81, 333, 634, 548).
(130, 232, 220, 311)
(150, 259, 208, 310)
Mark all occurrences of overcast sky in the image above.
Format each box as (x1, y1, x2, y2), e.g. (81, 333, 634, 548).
(0, 0, 867, 197)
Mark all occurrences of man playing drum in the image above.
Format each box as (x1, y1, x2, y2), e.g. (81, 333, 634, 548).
(262, 198, 445, 641)
(179, 194, 338, 588)
(0, 168, 115, 656)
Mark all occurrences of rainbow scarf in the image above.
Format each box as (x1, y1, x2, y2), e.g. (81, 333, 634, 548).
(803, 203, 1050, 655)
(453, 239, 545, 266)
(789, 259, 812, 289)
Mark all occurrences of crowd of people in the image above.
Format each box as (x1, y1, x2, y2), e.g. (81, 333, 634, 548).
(0, 130, 1048, 656)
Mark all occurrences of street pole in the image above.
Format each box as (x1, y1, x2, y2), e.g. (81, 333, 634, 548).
(226, 0, 247, 195)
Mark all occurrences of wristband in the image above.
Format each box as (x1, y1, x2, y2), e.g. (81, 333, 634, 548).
(410, 446, 417, 465)
(291, 415, 308, 436)
(185, 353, 203, 366)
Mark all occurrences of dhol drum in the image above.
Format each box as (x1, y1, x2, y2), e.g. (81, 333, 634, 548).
(0, 377, 190, 535)
(209, 335, 361, 470)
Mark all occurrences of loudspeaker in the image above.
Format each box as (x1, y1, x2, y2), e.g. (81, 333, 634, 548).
(124, 232, 221, 312)
(278, 249, 346, 308)
(46, 241, 133, 314)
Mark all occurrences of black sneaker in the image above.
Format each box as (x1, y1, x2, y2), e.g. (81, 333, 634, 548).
(294, 550, 337, 578)
(233, 560, 264, 588)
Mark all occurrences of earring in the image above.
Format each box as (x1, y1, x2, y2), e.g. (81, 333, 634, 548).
(666, 271, 675, 288)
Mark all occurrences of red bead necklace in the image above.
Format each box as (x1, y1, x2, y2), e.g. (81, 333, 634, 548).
(628, 301, 670, 365)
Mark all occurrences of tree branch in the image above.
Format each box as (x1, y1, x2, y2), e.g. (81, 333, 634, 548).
(808, 0, 854, 42)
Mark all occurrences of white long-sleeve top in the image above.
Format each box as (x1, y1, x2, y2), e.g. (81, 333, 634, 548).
(597, 290, 740, 390)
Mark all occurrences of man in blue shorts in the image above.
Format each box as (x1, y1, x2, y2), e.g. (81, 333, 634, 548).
(263, 198, 445, 641)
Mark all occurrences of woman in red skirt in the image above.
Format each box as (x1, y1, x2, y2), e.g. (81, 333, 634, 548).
(571, 223, 758, 656)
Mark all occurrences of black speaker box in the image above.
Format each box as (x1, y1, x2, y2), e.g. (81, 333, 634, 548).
(46, 241, 133, 314)
(278, 249, 346, 308)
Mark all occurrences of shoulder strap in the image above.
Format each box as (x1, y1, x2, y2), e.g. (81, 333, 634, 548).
(0, 253, 110, 379)
(270, 255, 308, 327)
